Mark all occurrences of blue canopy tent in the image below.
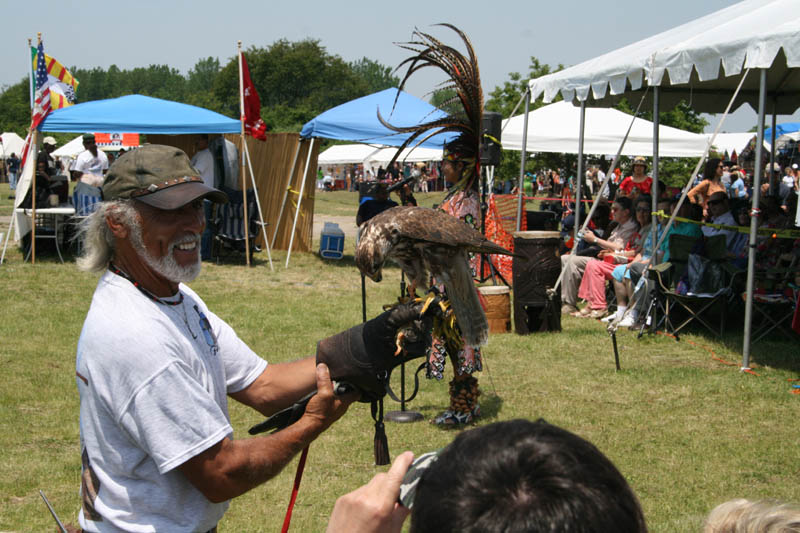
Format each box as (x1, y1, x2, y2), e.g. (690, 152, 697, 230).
(39, 94, 240, 134)
(5, 94, 243, 262)
(280, 88, 454, 265)
(764, 122, 800, 140)
(300, 88, 454, 148)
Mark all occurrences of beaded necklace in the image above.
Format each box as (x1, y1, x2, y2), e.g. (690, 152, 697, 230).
(108, 263, 197, 339)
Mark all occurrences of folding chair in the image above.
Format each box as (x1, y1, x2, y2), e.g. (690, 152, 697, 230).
(71, 182, 103, 255)
(652, 234, 741, 338)
(210, 186, 263, 264)
(748, 252, 800, 343)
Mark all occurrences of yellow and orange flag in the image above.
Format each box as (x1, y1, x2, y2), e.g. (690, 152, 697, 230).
(30, 45, 79, 110)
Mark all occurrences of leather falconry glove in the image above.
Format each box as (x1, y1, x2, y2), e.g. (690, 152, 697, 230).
(250, 300, 434, 435)
(316, 300, 433, 403)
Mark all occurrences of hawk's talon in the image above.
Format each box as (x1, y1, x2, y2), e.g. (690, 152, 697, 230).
(394, 331, 406, 356)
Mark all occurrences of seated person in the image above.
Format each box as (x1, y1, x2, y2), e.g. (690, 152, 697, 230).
(326, 419, 647, 533)
(703, 192, 747, 267)
(658, 199, 704, 262)
(560, 197, 638, 314)
(575, 196, 653, 319)
(20, 160, 55, 208)
(605, 198, 676, 327)
(571, 200, 611, 256)
(356, 183, 398, 226)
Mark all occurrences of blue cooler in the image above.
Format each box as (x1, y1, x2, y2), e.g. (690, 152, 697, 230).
(319, 222, 345, 259)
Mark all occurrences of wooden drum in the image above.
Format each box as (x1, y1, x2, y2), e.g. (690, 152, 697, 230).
(512, 231, 562, 334)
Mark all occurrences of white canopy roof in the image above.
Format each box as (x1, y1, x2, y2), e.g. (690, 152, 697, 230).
(317, 144, 382, 166)
(528, 0, 800, 113)
(1, 132, 25, 157)
(501, 101, 708, 157)
(52, 135, 85, 158)
(708, 132, 760, 155)
(365, 146, 443, 165)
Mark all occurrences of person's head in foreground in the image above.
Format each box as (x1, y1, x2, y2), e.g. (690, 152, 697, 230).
(409, 419, 647, 533)
(704, 498, 800, 532)
(77, 144, 227, 295)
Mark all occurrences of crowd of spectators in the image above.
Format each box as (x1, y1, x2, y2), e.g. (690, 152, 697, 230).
(557, 155, 799, 327)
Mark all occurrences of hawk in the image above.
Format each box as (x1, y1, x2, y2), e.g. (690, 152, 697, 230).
(356, 205, 514, 347)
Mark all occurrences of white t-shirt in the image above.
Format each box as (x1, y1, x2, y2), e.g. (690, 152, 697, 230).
(74, 149, 109, 187)
(76, 271, 267, 532)
(191, 148, 215, 189)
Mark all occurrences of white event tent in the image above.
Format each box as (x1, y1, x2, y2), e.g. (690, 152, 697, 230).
(522, 0, 800, 367)
(1, 132, 25, 158)
(51, 135, 85, 158)
(501, 101, 708, 157)
(317, 144, 382, 166)
(708, 133, 759, 157)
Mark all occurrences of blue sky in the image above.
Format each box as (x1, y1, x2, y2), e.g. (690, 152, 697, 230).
(2, 0, 796, 132)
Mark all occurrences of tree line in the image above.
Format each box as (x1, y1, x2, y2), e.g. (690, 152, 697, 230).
(0, 38, 706, 186)
(0, 39, 400, 136)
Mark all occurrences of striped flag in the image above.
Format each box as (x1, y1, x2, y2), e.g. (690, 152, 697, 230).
(30, 41, 79, 121)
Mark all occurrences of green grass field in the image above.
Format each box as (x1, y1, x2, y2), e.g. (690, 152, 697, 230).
(1, 187, 798, 532)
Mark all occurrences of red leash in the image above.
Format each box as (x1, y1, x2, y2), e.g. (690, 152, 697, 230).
(280, 445, 309, 533)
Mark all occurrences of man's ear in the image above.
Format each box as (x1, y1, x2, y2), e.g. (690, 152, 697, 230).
(106, 208, 129, 239)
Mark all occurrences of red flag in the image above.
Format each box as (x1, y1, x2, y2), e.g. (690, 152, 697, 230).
(240, 52, 267, 141)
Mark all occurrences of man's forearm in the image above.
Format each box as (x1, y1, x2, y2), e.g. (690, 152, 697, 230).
(230, 357, 317, 417)
(218, 417, 321, 501)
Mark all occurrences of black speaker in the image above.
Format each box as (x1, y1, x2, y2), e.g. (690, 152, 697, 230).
(481, 111, 502, 166)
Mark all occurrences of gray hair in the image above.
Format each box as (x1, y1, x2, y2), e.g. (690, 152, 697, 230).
(75, 200, 138, 273)
(704, 499, 800, 533)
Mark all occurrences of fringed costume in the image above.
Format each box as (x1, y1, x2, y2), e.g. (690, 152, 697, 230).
(381, 24, 485, 426)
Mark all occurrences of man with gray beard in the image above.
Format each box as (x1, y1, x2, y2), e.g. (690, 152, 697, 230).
(73, 145, 427, 532)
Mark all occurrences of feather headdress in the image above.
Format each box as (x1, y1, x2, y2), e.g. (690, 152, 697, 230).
(380, 24, 483, 193)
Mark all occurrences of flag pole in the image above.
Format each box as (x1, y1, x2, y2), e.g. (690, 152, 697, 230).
(28, 38, 34, 110)
(237, 40, 251, 266)
(30, 32, 43, 264)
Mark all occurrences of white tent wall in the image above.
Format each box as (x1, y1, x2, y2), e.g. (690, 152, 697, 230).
(317, 144, 382, 166)
(364, 146, 442, 176)
(501, 101, 708, 157)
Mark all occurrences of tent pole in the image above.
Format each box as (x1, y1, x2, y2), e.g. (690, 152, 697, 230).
(574, 101, 586, 245)
(742, 69, 767, 371)
(516, 89, 530, 231)
(769, 100, 777, 195)
(651, 86, 660, 331)
(286, 138, 314, 268)
(1, 209, 15, 265)
(651, 86, 660, 266)
(272, 142, 301, 249)
(237, 41, 251, 266)
(242, 140, 274, 271)
(30, 130, 39, 264)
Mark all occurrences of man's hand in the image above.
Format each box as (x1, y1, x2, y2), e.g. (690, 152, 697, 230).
(316, 302, 433, 402)
(583, 231, 597, 244)
(326, 451, 414, 533)
(302, 364, 357, 433)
